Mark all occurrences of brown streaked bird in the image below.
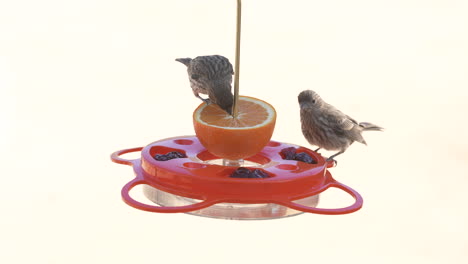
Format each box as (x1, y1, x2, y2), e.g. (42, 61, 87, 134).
(298, 90, 383, 161)
(176, 55, 234, 115)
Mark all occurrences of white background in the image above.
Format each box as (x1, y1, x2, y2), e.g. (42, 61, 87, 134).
(1, 0, 467, 263)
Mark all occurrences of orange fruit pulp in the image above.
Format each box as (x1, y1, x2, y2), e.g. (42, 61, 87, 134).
(193, 96, 276, 161)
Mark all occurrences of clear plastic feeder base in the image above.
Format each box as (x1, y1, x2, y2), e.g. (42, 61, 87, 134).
(143, 185, 320, 220)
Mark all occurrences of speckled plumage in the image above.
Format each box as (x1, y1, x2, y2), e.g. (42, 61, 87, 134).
(298, 90, 383, 161)
(176, 55, 234, 115)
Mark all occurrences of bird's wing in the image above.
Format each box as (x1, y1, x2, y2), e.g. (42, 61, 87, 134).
(227, 60, 234, 75)
(345, 114, 359, 126)
(189, 58, 210, 77)
(189, 56, 233, 79)
(212, 56, 234, 78)
(323, 107, 357, 131)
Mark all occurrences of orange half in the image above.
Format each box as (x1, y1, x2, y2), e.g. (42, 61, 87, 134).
(193, 96, 276, 160)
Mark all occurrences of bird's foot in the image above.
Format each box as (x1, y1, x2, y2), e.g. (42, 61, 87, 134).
(195, 94, 211, 105)
(326, 157, 338, 166)
(325, 151, 343, 166)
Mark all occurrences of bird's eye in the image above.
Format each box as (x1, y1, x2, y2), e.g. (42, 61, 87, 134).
(191, 74, 200, 80)
(311, 99, 316, 104)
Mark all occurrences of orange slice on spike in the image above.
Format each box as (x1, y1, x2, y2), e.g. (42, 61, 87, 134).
(193, 96, 276, 160)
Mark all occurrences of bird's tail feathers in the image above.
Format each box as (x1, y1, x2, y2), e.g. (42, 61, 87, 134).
(359, 122, 384, 131)
(175, 58, 192, 66)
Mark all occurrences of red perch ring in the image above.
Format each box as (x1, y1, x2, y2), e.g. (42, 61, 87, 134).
(111, 136, 363, 218)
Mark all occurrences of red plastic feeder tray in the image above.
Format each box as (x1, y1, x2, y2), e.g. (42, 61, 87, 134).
(111, 136, 363, 219)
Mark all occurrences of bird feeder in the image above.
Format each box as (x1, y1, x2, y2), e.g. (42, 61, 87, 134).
(110, 1, 363, 219)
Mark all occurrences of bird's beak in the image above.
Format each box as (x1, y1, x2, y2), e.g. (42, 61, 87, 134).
(227, 108, 233, 115)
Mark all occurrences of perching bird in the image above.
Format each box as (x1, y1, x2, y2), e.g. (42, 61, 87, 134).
(298, 90, 383, 161)
(176, 55, 234, 115)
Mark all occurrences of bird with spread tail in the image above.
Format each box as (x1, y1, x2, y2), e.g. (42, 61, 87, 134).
(176, 55, 234, 115)
(298, 90, 383, 162)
